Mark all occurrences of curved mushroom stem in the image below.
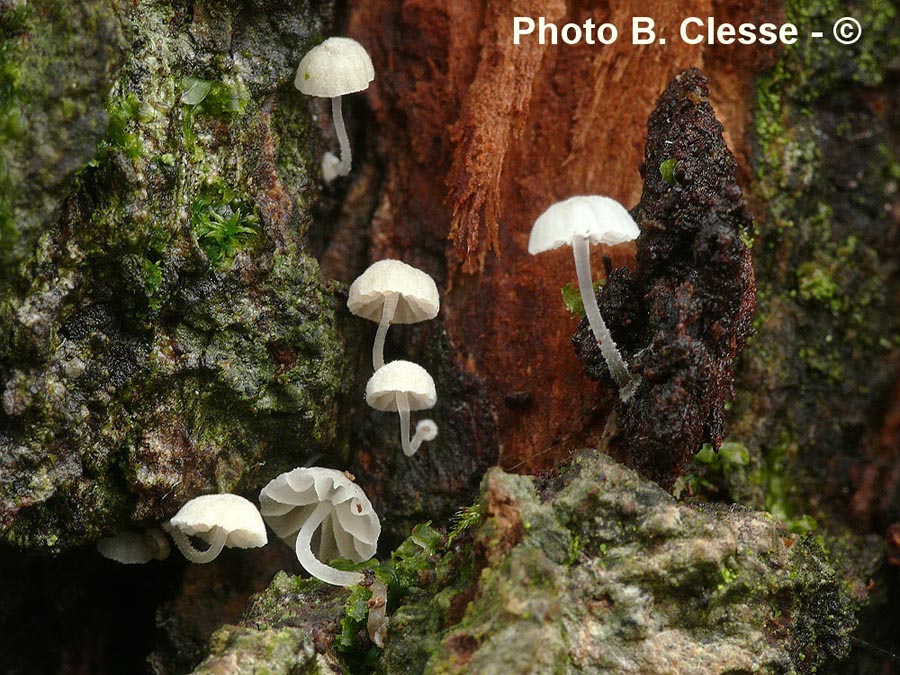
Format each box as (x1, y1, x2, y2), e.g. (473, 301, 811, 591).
(367, 577, 389, 647)
(295, 501, 365, 586)
(572, 234, 638, 399)
(373, 293, 399, 370)
(410, 418, 438, 454)
(164, 524, 228, 564)
(331, 96, 352, 178)
(396, 391, 416, 457)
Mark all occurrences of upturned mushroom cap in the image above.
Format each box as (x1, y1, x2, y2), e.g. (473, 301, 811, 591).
(528, 195, 639, 255)
(169, 494, 267, 550)
(259, 467, 380, 563)
(294, 37, 375, 98)
(348, 259, 440, 324)
(365, 360, 437, 411)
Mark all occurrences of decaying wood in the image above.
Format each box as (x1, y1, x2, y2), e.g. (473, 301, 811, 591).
(349, 0, 780, 473)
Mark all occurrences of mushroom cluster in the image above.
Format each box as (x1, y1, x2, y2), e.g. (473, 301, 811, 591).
(349, 259, 442, 456)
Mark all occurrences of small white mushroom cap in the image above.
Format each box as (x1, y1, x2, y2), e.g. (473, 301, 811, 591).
(97, 528, 171, 564)
(365, 360, 437, 412)
(167, 494, 267, 562)
(348, 260, 440, 325)
(294, 37, 375, 98)
(528, 195, 639, 255)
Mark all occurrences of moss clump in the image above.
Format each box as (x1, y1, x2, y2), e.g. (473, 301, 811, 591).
(92, 93, 144, 162)
(190, 181, 259, 266)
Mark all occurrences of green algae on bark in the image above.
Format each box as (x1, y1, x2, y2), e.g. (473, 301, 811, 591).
(0, 0, 125, 271)
(0, 0, 344, 550)
(728, 0, 900, 532)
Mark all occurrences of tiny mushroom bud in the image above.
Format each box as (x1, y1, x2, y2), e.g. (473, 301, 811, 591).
(259, 467, 381, 587)
(97, 528, 171, 564)
(295, 37, 374, 182)
(163, 494, 267, 564)
(366, 360, 437, 456)
(348, 260, 440, 370)
(529, 195, 641, 400)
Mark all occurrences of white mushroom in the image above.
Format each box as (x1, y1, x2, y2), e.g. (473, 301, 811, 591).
(163, 494, 267, 564)
(295, 37, 375, 181)
(259, 467, 381, 587)
(348, 260, 440, 370)
(529, 195, 641, 400)
(97, 528, 170, 564)
(366, 360, 438, 456)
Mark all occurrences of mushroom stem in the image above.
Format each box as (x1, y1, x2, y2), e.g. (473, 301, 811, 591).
(367, 577, 389, 647)
(164, 523, 228, 564)
(295, 501, 365, 586)
(331, 96, 352, 177)
(572, 234, 636, 397)
(373, 292, 399, 370)
(396, 391, 415, 457)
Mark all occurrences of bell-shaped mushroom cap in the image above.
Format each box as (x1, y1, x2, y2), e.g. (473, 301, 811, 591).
(348, 259, 440, 324)
(259, 467, 380, 563)
(169, 494, 267, 550)
(97, 528, 171, 564)
(294, 37, 375, 98)
(528, 195, 639, 255)
(365, 360, 437, 412)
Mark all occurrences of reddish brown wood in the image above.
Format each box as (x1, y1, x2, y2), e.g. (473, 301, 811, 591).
(348, 0, 781, 473)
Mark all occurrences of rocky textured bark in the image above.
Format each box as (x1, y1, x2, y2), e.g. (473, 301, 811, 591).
(0, 0, 347, 550)
(193, 450, 856, 674)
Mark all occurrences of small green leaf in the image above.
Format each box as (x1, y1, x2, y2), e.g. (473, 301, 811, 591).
(562, 283, 585, 318)
(718, 442, 750, 466)
(659, 158, 678, 185)
(180, 77, 212, 106)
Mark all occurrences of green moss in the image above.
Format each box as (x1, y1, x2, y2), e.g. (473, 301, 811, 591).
(331, 571, 385, 670)
(180, 76, 251, 117)
(141, 258, 163, 311)
(190, 180, 259, 266)
(561, 280, 604, 318)
(796, 262, 838, 309)
(92, 93, 144, 162)
(180, 75, 251, 154)
(447, 502, 482, 546)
